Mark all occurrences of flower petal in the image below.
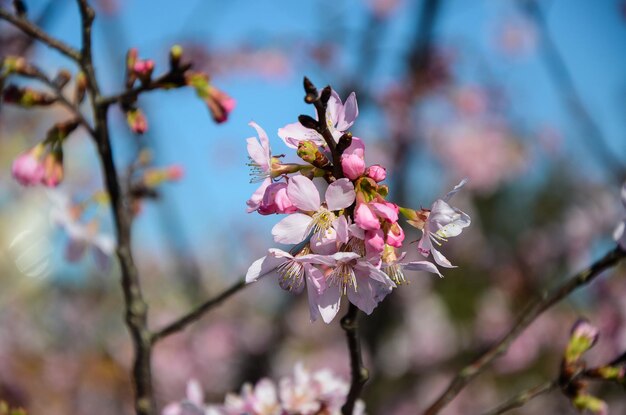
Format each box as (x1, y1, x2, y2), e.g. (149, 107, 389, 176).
(246, 178, 271, 213)
(288, 175, 321, 212)
(272, 213, 312, 244)
(336, 92, 358, 131)
(245, 254, 284, 283)
(402, 260, 443, 278)
(317, 284, 342, 324)
(443, 178, 468, 202)
(325, 178, 356, 211)
(431, 246, 456, 268)
(246, 137, 269, 169)
(278, 122, 324, 149)
(354, 203, 380, 231)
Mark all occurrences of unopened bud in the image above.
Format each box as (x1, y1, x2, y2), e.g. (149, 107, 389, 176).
(3, 85, 56, 107)
(126, 108, 148, 134)
(366, 165, 387, 182)
(143, 165, 184, 187)
(169, 44, 183, 70)
(297, 141, 330, 169)
(41, 146, 64, 187)
(303, 76, 317, 103)
(572, 394, 607, 415)
(46, 119, 80, 143)
(53, 69, 72, 89)
(74, 72, 87, 103)
(298, 114, 318, 130)
(336, 132, 353, 154)
(320, 86, 332, 104)
(399, 206, 429, 230)
(565, 319, 599, 364)
(126, 48, 138, 88)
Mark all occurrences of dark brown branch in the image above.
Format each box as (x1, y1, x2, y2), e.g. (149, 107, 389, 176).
(98, 71, 187, 107)
(151, 279, 247, 344)
(341, 303, 369, 415)
(75, 1, 154, 414)
(481, 381, 557, 415)
(0, 8, 80, 61)
(423, 246, 626, 415)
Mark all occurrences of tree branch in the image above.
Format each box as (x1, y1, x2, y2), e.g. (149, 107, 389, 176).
(151, 279, 247, 344)
(0, 8, 81, 61)
(423, 246, 626, 415)
(481, 381, 557, 415)
(74, 1, 154, 414)
(341, 303, 369, 415)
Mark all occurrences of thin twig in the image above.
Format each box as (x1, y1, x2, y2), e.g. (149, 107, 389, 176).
(98, 71, 185, 107)
(0, 8, 81, 61)
(423, 246, 626, 415)
(151, 279, 247, 344)
(74, 1, 154, 414)
(15, 65, 94, 136)
(481, 381, 557, 415)
(341, 303, 369, 415)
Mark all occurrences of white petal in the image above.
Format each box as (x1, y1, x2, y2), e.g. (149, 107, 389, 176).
(271, 213, 312, 244)
(246, 137, 270, 169)
(278, 122, 324, 149)
(431, 247, 456, 268)
(248, 121, 270, 154)
(402, 260, 443, 278)
(245, 254, 284, 283)
(336, 91, 358, 131)
(317, 284, 342, 323)
(325, 178, 356, 211)
(443, 178, 468, 202)
(288, 175, 321, 212)
(186, 379, 204, 406)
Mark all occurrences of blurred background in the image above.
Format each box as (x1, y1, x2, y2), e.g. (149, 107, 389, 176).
(1, 0, 626, 413)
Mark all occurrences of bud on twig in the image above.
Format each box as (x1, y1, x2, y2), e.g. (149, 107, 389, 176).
(336, 132, 353, 154)
(298, 115, 318, 130)
(75, 72, 87, 103)
(320, 85, 332, 105)
(46, 119, 80, 143)
(126, 107, 148, 134)
(303, 76, 318, 103)
(13, 0, 27, 17)
(169, 44, 184, 71)
(125, 48, 138, 89)
(53, 69, 72, 89)
(3, 85, 56, 107)
(297, 141, 330, 169)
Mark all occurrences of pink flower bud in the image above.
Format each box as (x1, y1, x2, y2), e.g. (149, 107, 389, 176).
(165, 165, 184, 181)
(365, 229, 385, 257)
(126, 108, 148, 134)
(41, 150, 64, 187)
(341, 153, 366, 180)
(206, 85, 236, 123)
(366, 164, 386, 182)
(12, 145, 45, 186)
(386, 222, 405, 247)
(258, 182, 297, 215)
(370, 201, 399, 223)
(354, 203, 380, 231)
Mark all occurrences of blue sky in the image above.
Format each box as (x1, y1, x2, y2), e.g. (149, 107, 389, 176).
(8, 0, 626, 275)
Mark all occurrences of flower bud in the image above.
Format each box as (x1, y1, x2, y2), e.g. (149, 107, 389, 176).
(565, 319, 599, 364)
(41, 147, 64, 187)
(341, 153, 366, 180)
(125, 48, 138, 88)
(126, 108, 148, 134)
(297, 141, 330, 169)
(75, 72, 87, 103)
(386, 222, 405, 247)
(53, 69, 72, 89)
(3, 85, 56, 107)
(133, 59, 155, 84)
(572, 394, 607, 415)
(11, 144, 45, 186)
(399, 206, 429, 230)
(366, 164, 386, 182)
(46, 119, 80, 143)
(169, 44, 184, 70)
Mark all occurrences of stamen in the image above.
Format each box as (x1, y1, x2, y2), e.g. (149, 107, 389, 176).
(384, 264, 408, 285)
(328, 263, 357, 295)
(277, 260, 304, 292)
(246, 157, 270, 183)
(307, 208, 335, 237)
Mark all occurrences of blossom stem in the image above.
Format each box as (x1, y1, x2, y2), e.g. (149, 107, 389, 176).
(423, 246, 626, 415)
(341, 303, 369, 415)
(150, 279, 247, 344)
(480, 381, 557, 415)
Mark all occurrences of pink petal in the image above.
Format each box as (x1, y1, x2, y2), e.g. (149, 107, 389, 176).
(272, 213, 312, 244)
(370, 202, 399, 223)
(347, 280, 377, 315)
(248, 121, 270, 154)
(287, 175, 321, 212)
(186, 379, 204, 406)
(343, 136, 365, 158)
(364, 229, 385, 258)
(354, 203, 380, 231)
(336, 92, 358, 131)
(341, 154, 366, 180)
(305, 264, 326, 322)
(246, 178, 271, 213)
(334, 216, 349, 244)
(325, 178, 356, 211)
(246, 137, 269, 169)
(431, 247, 455, 268)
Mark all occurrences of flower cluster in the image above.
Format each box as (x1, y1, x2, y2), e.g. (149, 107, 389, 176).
(162, 363, 365, 415)
(245, 79, 470, 323)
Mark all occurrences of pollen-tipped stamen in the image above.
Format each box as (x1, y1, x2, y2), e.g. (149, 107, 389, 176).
(246, 157, 270, 183)
(277, 260, 305, 292)
(329, 263, 357, 295)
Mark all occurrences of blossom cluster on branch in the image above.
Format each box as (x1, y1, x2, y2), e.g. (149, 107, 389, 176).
(244, 79, 471, 323)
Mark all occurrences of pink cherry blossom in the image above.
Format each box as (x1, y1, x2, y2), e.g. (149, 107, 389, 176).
(416, 180, 471, 268)
(246, 122, 273, 183)
(162, 379, 207, 415)
(272, 176, 355, 245)
(381, 247, 442, 285)
(306, 251, 396, 323)
(258, 182, 297, 215)
(224, 379, 281, 415)
(340, 137, 366, 180)
(278, 89, 358, 148)
(354, 200, 399, 231)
